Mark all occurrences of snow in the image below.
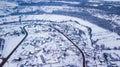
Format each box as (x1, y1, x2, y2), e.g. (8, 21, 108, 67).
(0, 0, 120, 67)
(54, 1, 80, 4)
(0, 1, 18, 7)
(2, 35, 24, 58)
(5, 24, 83, 67)
(103, 0, 120, 1)
(93, 13, 120, 26)
(0, 1, 18, 16)
(0, 16, 19, 24)
(20, 14, 106, 33)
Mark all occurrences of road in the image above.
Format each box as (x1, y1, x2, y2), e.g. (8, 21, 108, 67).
(51, 26, 86, 67)
(0, 25, 28, 67)
(0, 24, 86, 67)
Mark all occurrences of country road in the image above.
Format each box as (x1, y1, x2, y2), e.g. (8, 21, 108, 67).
(0, 25, 28, 67)
(0, 24, 86, 67)
(51, 26, 86, 67)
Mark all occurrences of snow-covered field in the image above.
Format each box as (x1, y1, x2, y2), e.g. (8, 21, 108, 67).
(0, 0, 120, 67)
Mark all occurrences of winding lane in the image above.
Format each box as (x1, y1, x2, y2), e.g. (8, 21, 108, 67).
(0, 25, 28, 67)
(50, 25, 86, 67)
(0, 24, 86, 67)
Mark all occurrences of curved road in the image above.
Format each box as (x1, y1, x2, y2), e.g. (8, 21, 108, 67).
(50, 26, 86, 67)
(0, 24, 86, 67)
(0, 25, 28, 67)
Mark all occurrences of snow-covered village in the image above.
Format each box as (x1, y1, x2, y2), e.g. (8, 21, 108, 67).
(0, 0, 120, 67)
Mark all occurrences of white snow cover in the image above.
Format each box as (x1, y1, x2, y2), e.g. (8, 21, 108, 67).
(0, 1, 18, 15)
(103, 0, 120, 1)
(0, 13, 120, 67)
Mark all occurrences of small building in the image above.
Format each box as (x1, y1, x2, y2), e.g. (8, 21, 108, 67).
(0, 38, 5, 54)
(40, 55, 46, 63)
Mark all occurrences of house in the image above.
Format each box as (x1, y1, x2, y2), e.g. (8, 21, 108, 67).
(0, 38, 5, 54)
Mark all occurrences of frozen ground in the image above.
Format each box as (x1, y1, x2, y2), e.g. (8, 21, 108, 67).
(0, 0, 120, 67)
